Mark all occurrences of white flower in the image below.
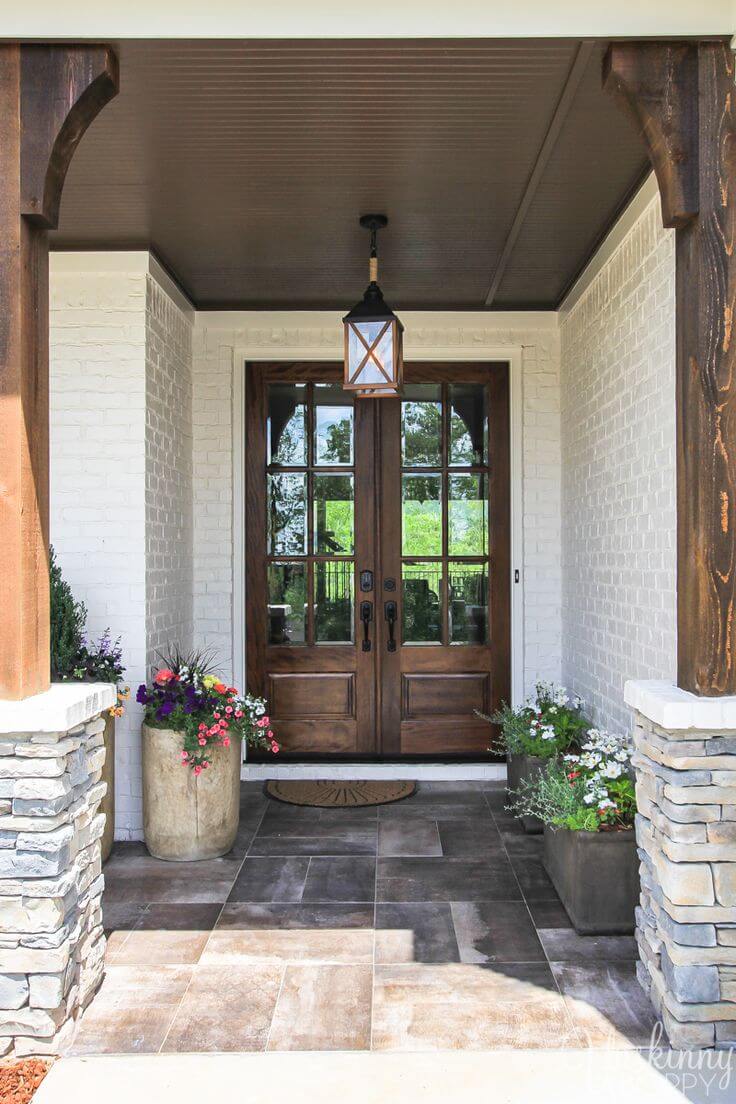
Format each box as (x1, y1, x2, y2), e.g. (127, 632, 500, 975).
(583, 792, 597, 805)
(598, 798, 617, 810)
(601, 761, 624, 779)
(548, 705, 558, 715)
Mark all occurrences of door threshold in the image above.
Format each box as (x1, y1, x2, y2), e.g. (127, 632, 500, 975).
(242, 761, 506, 781)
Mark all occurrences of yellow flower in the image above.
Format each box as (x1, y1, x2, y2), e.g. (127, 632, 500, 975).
(202, 674, 219, 690)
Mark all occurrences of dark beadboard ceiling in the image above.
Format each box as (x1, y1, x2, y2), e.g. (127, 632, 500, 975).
(51, 39, 649, 310)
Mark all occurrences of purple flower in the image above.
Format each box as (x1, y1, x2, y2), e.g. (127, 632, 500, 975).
(157, 701, 174, 719)
(136, 685, 148, 704)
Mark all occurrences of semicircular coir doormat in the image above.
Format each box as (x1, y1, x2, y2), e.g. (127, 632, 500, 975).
(265, 780, 416, 808)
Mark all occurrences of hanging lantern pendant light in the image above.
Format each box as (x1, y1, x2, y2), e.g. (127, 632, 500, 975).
(343, 214, 404, 397)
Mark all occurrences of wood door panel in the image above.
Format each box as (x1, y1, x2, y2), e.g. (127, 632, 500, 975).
(402, 673, 488, 718)
(269, 673, 355, 718)
(271, 719, 358, 754)
(400, 719, 492, 755)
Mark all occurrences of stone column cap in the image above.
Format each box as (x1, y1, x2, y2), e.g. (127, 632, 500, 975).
(0, 683, 116, 734)
(625, 679, 736, 731)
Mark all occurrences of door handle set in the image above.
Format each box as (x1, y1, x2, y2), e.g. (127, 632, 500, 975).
(384, 600, 397, 652)
(360, 601, 373, 651)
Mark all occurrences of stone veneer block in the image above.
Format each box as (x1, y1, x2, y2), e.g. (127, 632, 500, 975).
(626, 680, 736, 1050)
(0, 683, 114, 1056)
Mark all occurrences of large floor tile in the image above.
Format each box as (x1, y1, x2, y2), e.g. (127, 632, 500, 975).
(69, 965, 193, 1055)
(526, 899, 574, 930)
(204, 903, 374, 964)
(375, 902, 460, 964)
(436, 819, 505, 859)
(248, 832, 376, 856)
(378, 818, 442, 857)
(450, 901, 547, 964)
(111, 903, 222, 965)
(372, 962, 582, 1050)
(538, 929, 637, 963)
(227, 857, 310, 903)
(377, 858, 521, 902)
(161, 965, 283, 1052)
(257, 805, 378, 838)
(378, 802, 493, 822)
(103, 902, 148, 959)
(267, 964, 373, 1050)
(509, 857, 558, 901)
(551, 962, 659, 1049)
(103, 852, 239, 905)
(301, 857, 376, 903)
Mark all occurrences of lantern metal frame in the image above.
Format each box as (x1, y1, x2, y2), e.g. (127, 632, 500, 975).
(343, 214, 404, 397)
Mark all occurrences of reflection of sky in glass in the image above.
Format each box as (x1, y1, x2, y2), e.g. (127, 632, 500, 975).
(315, 405, 353, 465)
(348, 322, 394, 385)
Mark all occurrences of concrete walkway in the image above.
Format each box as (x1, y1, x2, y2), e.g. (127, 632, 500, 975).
(34, 1050, 736, 1104)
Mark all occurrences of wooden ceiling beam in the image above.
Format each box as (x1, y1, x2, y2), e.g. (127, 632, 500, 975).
(484, 39, 595, 307)
(0, 44, 118, 700)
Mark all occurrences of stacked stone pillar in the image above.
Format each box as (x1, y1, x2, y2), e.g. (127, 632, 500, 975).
(626, 681, 736, 1049)
(0, 684, 114, 1056)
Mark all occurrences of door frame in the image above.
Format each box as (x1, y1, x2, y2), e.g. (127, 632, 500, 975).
(233, 342, 525, 727)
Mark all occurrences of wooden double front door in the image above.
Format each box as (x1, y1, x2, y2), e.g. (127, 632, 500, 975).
(246, 361, 510, 758)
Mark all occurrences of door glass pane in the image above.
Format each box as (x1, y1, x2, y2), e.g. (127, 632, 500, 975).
(401, 385, 442, 466)
(402, 474, 442, 556)
(449, 383, 488, 466)
(449, 563, 488, 644)
(268, 563, 307, 645)
(314, 474, 354, 554)
(448, 474, 487, 556)
(315, 385, 353, 466)
(268, 473, 307, 554)
(314, 561, 354, 643)
(268, 384, 307, 466)
(402, 562, 443, 644)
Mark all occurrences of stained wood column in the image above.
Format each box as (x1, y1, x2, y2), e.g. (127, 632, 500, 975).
(0, 45, 118, 699)
(605, 41, 736, 696)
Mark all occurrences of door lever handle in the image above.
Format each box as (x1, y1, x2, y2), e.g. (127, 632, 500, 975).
(384, 600, 397, 653)
(360, 601, 373, 652)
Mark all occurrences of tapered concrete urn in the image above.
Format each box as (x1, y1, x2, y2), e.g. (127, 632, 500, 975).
(142, 724, 241, 861)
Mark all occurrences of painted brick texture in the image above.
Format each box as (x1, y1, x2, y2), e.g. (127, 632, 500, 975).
(560, 195, 677, 735)
(50, 259, 194, 840)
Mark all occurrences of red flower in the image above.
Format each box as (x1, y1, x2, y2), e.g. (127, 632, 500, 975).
(154, 668, 175, 685)
(214, 681, 227, 694)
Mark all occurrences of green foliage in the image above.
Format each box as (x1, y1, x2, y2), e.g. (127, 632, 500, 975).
(481, 682, 588, 759)
(50, 547, 87, 680)
(508, 730, 637, 833)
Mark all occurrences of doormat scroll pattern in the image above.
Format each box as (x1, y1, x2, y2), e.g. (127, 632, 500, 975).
(265, 780, 416, 807)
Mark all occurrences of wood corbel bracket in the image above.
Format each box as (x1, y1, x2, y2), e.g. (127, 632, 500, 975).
(604, 42, 699, 229)
(20, 44, 119, 229)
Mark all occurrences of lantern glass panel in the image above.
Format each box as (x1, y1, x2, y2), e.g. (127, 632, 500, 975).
(347, 320, 395, 387)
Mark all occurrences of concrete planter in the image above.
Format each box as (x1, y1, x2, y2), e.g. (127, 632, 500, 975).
(543, 825, 638, 934)
(506, 753, 546, 833)
(100, 712, 115, 863)
(142, 724, 241, 861)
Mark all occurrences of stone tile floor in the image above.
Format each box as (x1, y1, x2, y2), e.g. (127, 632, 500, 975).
(69, 782, 658, 1054)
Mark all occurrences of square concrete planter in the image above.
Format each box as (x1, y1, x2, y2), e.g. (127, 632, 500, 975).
(506, 753, 546, 833)
(543, 825, 638, 934)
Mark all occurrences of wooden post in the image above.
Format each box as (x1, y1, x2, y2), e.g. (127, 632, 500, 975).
(0, 45, 118, 699)
(605, 41, 736, 696)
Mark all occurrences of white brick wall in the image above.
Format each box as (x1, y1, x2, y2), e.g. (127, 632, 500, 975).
(50, 255, 194, 839)
(192, 315, 562, 695)
(560, 188, 677, 735)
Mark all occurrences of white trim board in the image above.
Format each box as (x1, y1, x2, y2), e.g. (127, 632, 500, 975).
(243, 762, 506, 782)
(231, 337, 525, 709)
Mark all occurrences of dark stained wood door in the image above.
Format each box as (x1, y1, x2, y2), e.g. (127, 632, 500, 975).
(246, 362, 509, 757)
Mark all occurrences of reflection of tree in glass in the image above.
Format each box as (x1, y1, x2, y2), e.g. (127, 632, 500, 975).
(402, 475, 442, 556)
(269, 474, 306, 554)
(269, 387, 306, 464)
(402, 401, 441, 465)
(317, 411, 352, 465)
(449, 475, 487, 555)
(315, 475, 353, 553)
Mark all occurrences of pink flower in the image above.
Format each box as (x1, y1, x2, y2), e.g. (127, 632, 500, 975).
(256, 717, 268, 728)
(180, 751, 188, 761)
(198, 737, 206, 746)
(222, 736, 230, 748)
(213, 712, 221, 720)
(234, 710, 243, 719)
(154, 668, 175, 685)
(225, 706, 233, 715)
(271, 741, 280, 753)
(267, 730, 274, 739)
(194, 765, 202, 776)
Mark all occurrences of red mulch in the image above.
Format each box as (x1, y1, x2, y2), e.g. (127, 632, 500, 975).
(0, 1060, 50, 1104)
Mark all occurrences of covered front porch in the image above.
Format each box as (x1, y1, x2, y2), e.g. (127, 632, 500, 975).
(2, 17, 736, 1083)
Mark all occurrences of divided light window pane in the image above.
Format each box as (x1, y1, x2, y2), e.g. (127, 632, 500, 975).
(449, 563, 487, 644)
(268, 473, 307, 555)
(449, 383, 488, 466)
(313, 474, 354, 554)
(401, 385, 441, 466)
(448, 474, 487, 556)
(402, 562, 443, 644)
(314, 562, 354, 643)
(268, 563, 306, 645)
(315, 384, 354, 466)
(267, 383, 307, 465)
(402, 474, 442, 556)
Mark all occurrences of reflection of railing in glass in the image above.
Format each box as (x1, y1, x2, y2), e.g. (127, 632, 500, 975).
(402, 563, 487, 645)
(315, 560, 354, 644)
